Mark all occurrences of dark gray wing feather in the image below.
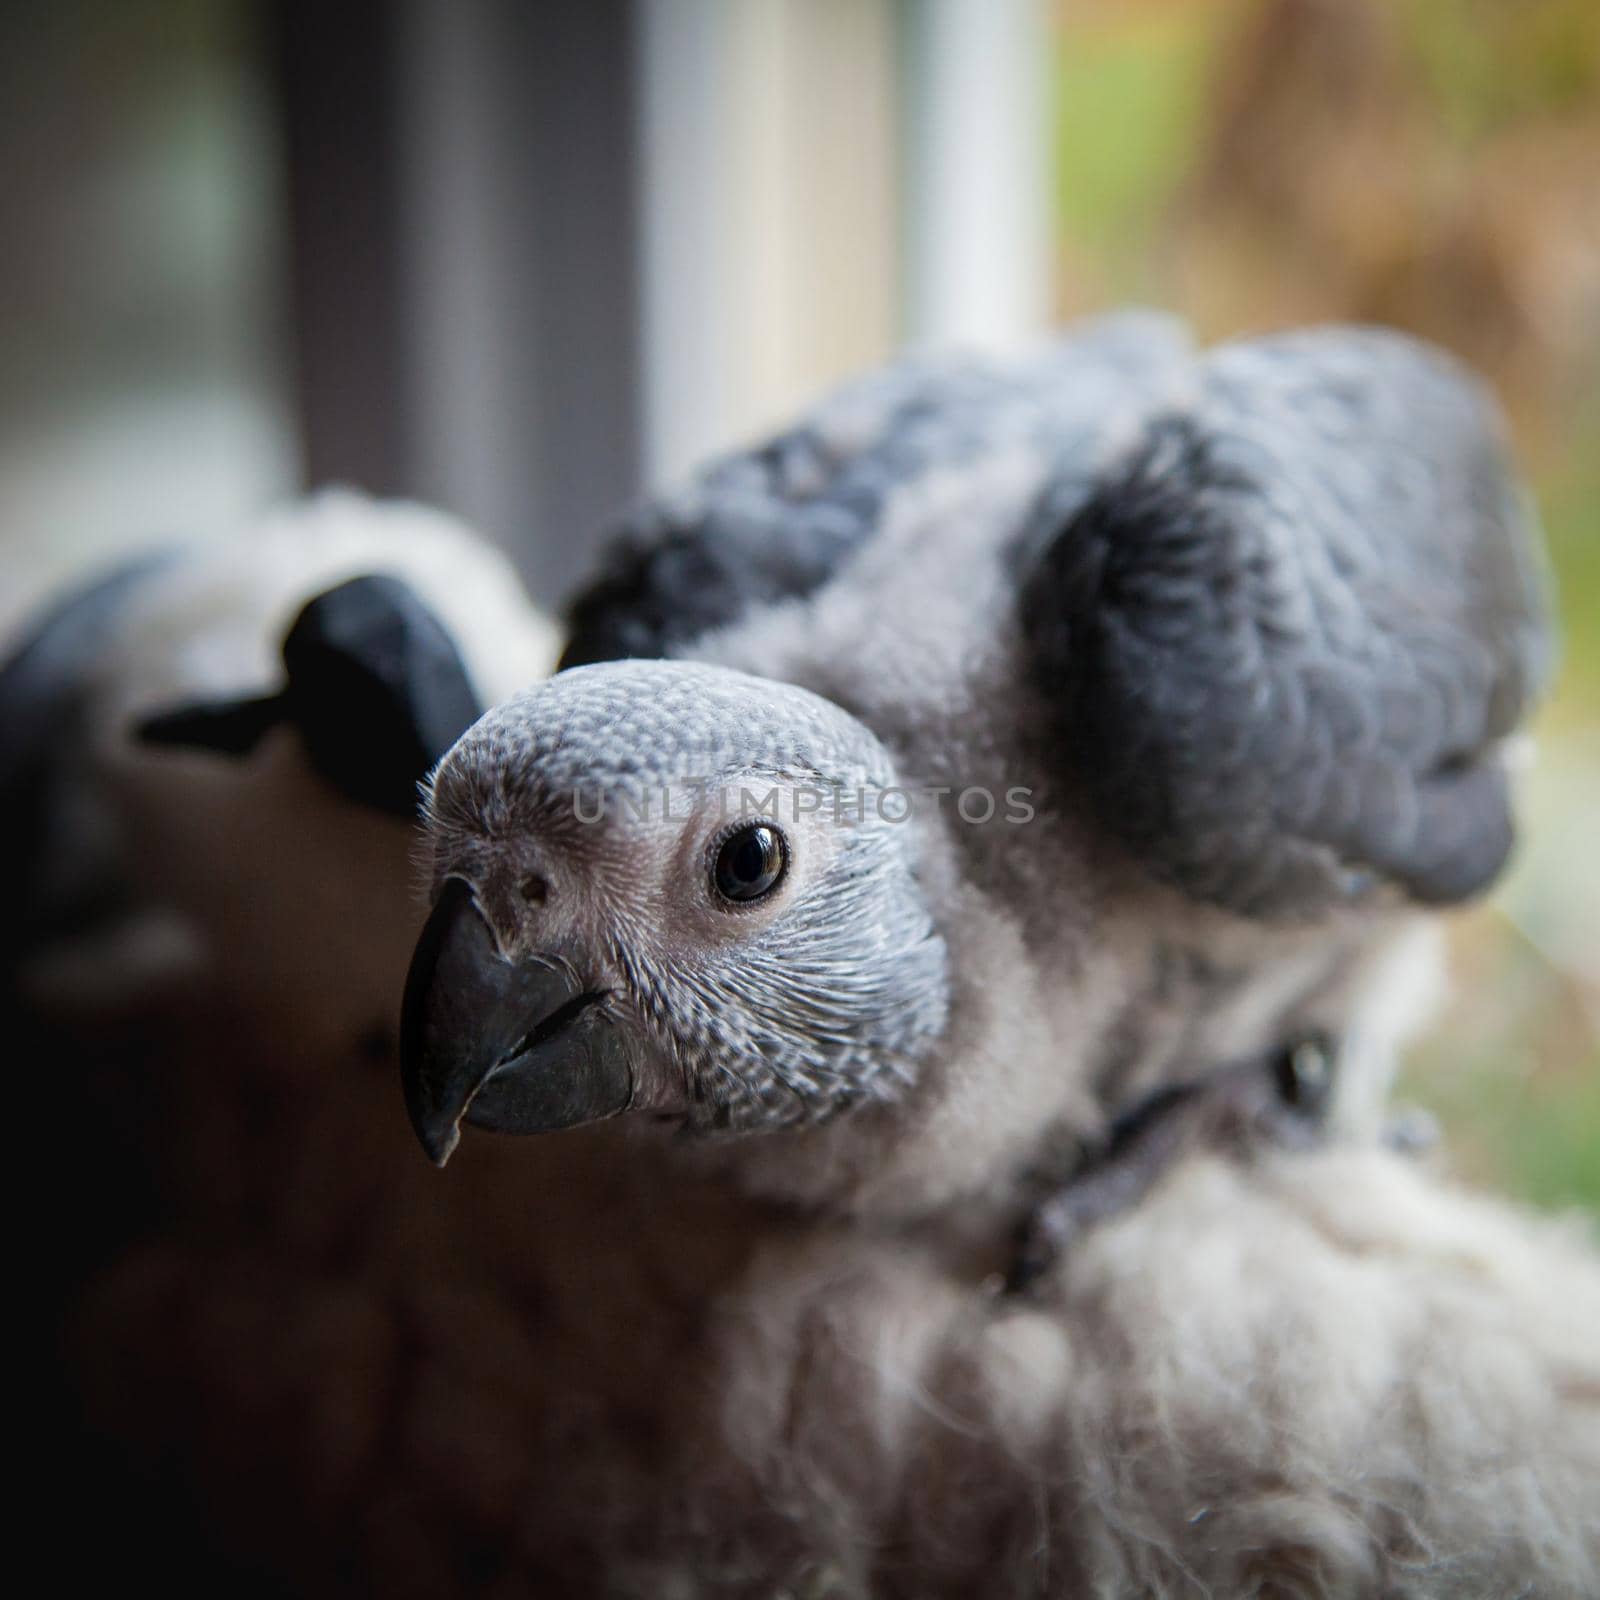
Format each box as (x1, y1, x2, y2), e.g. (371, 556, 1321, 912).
(0, 551, 178, 982)
(1019, 327, 1552, 913)
(135, 574, 487, 817)
(561, 313, 1189, 667)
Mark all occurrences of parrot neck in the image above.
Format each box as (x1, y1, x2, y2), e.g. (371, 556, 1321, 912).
(1001, 1029, 1341, 1293)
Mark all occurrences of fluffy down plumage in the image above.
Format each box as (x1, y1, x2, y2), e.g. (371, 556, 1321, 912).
(70, 1113, 1600, 1598)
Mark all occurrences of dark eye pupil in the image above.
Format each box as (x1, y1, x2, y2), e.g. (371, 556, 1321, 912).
(715, 824, 786, 903)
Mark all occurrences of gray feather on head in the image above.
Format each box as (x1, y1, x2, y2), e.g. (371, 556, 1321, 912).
(415, 661, 949, 1147)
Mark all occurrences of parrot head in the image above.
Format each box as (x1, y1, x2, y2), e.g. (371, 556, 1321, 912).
(400, 660, 950, 1165)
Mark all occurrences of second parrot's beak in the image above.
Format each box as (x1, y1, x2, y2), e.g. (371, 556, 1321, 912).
(399, 879, 635, 1166)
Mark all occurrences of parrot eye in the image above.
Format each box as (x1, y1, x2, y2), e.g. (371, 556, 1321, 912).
(713, 823, 788, 904)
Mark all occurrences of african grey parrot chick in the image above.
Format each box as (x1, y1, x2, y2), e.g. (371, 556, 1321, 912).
(403, 314, 1549, 1242)
(379, 318, 1596, 1597)
(2, 489, 559, 1062)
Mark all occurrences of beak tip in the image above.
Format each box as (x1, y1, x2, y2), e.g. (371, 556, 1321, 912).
(416, 1114, 461, 1168)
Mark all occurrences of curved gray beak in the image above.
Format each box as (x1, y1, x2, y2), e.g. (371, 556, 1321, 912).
(399, 879, 634, 1165)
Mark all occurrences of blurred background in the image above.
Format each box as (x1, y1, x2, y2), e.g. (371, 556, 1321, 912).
(2, 0, 1595, 1208)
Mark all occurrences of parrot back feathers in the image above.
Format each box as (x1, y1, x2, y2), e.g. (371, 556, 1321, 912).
(561, 317, 1551, 917)
(1015, 326, 1553, 914)
(560, 312, 1192, 669)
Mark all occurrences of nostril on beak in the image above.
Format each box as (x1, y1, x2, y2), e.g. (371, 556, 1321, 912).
(521, 874, 549, 905)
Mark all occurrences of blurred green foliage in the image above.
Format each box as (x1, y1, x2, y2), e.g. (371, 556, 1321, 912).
(1541, 408, 1600, 709)
(1403, 0, 1600, 143)
(1054, 9, 1213, 283)
(1054, 0, 1599, 1216)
